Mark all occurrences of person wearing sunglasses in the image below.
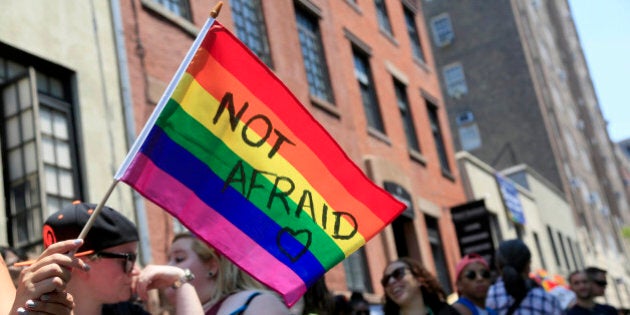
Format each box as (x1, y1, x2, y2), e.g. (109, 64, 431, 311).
(485, 239, 562, 315)
(584, 267, 611, 299)
(452, 254, 495, 315)
(567, 268, 617, 315)
(21, 201, 205, 315)
(19, 201, 151, 314)
(381, 257, 459, 315)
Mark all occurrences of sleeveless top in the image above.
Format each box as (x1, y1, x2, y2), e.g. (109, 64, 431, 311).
(206, 291, 262, 315)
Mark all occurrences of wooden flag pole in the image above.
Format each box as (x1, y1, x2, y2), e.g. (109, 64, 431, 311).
(210, 2, 223, 18)
(70, 179, 120, 254)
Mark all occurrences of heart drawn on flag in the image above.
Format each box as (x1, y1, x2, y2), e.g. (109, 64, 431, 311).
(276, 227, 312, 263)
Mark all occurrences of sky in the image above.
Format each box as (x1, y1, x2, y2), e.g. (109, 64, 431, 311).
(568, 0, 630, 142)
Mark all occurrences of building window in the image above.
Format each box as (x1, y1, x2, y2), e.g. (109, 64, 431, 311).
(533, 232, 547, 270)
(425, 215, 452, 293)
(426, 100, 451, 174)
(394, 79, 420, 152)
(567, 237, 580, 270)
(153, 0, 192, 20)
(546, 225, 561, 267)
(385, 182, 420, 260)
(430, 13, 454, 47)
(295, 5, 334, 103)
(403, 6, 425, 62)
(456, 111, 481, 151)
(230, 0, 272, 67)
(374, 0, 393, 35)
(342, 247, 373, 292)
(1, 54, 81, 249)
(571, 239, 584, 269)
(353, 49, 384, 133)
(558, 232, 572, 270)
(443, 63, 468, 97)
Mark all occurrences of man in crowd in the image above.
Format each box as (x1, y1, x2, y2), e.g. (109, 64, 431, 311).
(39, 201, 151, 314)
(585, 267, 611, 299)
(567, 269, 617, 315)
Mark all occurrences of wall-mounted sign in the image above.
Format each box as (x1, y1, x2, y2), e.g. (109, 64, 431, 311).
(496, 173, 526, 225)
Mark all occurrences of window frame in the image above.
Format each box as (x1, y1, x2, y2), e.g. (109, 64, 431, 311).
(342, 246, 374, 293)
(546, 225, 562, 267)
(425, 99, 452, 175)
(0, 51, 82, 250)
(425, 215, 452, 293)
(352, 47, 385, 134)
(295, 3, 335, 104)
(152, 0, 192, 21)
(430, 13, 454, 47)
(374, 0, 394, 36)
(442, 62, 468, 97)
(402, 5, 425, 62)
(393, 79, 420, 153)
(229, 0, 273, 67)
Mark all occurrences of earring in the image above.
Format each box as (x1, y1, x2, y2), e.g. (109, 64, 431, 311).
(208, 271, 214, 278)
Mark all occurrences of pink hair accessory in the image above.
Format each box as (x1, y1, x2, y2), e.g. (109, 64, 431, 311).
(455, 253, 489, 280)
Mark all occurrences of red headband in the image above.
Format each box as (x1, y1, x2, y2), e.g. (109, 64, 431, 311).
(455, 253, 489, 280)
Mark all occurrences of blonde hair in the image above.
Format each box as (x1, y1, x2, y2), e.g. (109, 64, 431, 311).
(172, 233, 265, 304)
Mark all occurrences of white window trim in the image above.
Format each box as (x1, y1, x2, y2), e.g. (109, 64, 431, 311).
(443, 62, 468, 97)
(430, 13, 454, 47)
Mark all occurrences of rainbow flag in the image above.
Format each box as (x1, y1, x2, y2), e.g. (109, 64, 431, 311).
(115, 18, 405, 305)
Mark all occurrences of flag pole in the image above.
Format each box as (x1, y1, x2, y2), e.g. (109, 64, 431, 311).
(210, 1, 223, 18)
(113, 2, 221, 180)
(70, 179, 120, 254)
(72, 1, 225, 251)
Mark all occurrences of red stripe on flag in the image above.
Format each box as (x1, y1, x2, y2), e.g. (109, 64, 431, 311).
(191, 23, 404, 225)
(183, 54, 386, 240)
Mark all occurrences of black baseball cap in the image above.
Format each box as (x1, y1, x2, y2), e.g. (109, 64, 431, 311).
(41, 201, 139, 256)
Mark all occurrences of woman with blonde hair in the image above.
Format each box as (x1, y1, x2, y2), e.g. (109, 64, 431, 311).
(138, 232, 289, 315)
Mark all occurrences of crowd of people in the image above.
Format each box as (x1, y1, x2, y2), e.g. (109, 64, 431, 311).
(0, 201, 622, 315)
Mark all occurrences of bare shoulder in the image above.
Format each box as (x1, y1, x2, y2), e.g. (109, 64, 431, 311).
(221, 289, 290, 315)
(0, 256, 16, 315)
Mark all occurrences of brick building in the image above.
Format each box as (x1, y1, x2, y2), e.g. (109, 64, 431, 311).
(0, 0, 468, 302)
(116, 0, 466, 297)
(423, 0, 630, 306)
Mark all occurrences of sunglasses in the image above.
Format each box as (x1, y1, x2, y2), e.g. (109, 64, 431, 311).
(381, 267, 407, 287)
(464, 269, 491, 280)
(593, 279, 608, 287)
(95, 251, 137, 274)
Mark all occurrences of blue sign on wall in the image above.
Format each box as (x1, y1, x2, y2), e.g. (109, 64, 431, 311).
(496, 173, 526, 224)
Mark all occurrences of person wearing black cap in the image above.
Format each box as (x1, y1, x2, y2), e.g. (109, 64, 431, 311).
(485, 239, 562, 315)
(38, 201, 203, 314)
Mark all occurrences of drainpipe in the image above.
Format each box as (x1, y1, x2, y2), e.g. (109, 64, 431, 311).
(109, 0, 152, 264)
